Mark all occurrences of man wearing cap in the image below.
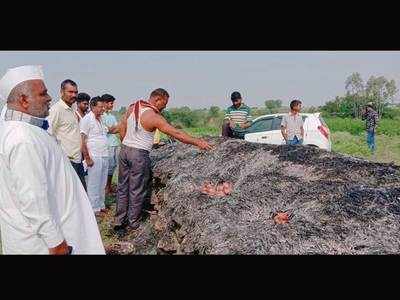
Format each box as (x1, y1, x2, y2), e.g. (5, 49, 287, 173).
(47, 79, 87, 191)
(222, 91, 252, 139)
(0, 65, 105, 254)
(101, 94, 121, 196)
(361, 102, 379, 154)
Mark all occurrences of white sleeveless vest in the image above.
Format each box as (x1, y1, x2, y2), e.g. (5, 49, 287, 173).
(122, 107, 155, 151)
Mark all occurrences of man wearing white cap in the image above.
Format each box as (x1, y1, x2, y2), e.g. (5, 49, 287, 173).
(0, 65, 105, 254)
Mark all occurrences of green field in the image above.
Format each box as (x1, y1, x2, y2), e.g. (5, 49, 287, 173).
(166, 117, 400, 166)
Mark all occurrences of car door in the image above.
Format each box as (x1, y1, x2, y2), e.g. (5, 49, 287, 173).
(244, 117, 274, 143)
(267, 116, 286, 145)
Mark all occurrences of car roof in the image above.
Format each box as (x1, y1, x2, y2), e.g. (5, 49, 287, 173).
(252, 112, 321, 122)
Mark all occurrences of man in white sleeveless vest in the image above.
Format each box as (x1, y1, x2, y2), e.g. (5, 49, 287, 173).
(0, 65, 105, 254)
(114, 88, 212, 236)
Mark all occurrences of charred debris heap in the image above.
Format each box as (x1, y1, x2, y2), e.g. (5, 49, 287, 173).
(107, 137, 400, 255)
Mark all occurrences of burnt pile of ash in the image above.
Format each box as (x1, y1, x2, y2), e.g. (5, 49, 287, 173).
(108, 137, 400, 255)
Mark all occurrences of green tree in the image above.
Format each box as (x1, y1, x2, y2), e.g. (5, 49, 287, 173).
(345, 72, 365, 118)
(365, 76, 398, 116)
(209, 106, 220, 118)
(264, 99, 282, 113)
(322, 73, 398, 118)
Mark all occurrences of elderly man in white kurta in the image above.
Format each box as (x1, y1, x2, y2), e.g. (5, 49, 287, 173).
(0, 65, 105, 254)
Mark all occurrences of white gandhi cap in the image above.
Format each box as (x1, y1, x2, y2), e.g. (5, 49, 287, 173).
(0, 65, 44, 102)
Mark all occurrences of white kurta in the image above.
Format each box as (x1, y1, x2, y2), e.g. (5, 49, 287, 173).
(0, 104, 6, 120)
(80, 112, 110, 212)
(0, 119, 105, 254)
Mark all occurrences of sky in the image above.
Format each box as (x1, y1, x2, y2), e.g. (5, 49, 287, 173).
(0, 51, 399, 110)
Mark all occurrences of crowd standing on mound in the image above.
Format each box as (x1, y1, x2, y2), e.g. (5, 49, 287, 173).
(0, 65, 379, 254)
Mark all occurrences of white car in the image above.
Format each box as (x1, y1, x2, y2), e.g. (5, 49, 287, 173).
(244, 113, 332, 151)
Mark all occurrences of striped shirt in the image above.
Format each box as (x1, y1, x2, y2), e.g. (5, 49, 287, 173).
(224, 104, 252, 131)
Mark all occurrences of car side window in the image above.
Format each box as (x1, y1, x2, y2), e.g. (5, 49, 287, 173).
(249, 118, 274, 133)
(272, 117, 283, 130)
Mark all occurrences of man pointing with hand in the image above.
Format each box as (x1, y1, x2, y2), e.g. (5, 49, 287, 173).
(114, 88, 212, 236)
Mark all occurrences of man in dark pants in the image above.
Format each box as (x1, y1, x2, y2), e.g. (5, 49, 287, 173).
(117, 147, 152, 230)
(47, 79, 87, 191)
(114, 88, 212, 237)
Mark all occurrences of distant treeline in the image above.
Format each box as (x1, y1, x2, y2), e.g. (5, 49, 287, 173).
(321, 73, 399, 118)
(112, 73, 400, 127)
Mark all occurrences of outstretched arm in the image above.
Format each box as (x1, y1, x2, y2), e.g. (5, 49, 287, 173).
(143, 112, 212, 150)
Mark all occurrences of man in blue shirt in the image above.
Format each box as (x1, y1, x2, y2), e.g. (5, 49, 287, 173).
(101, 94, 121, 196)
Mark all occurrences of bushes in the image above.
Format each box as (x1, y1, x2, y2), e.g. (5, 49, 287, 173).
(325, 117, 400, 137)
(378, 119, 400, 136)
(324, 117, 365, 135)
(382, 107, 400, 119)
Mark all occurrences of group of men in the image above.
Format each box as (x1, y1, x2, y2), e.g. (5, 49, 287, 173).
(222, 91, 305, 145)
(0, 65, 379, 255)
(46, 80, 120, 216)
(0, 65, 211, 254)
(222, 91, 379, 152)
